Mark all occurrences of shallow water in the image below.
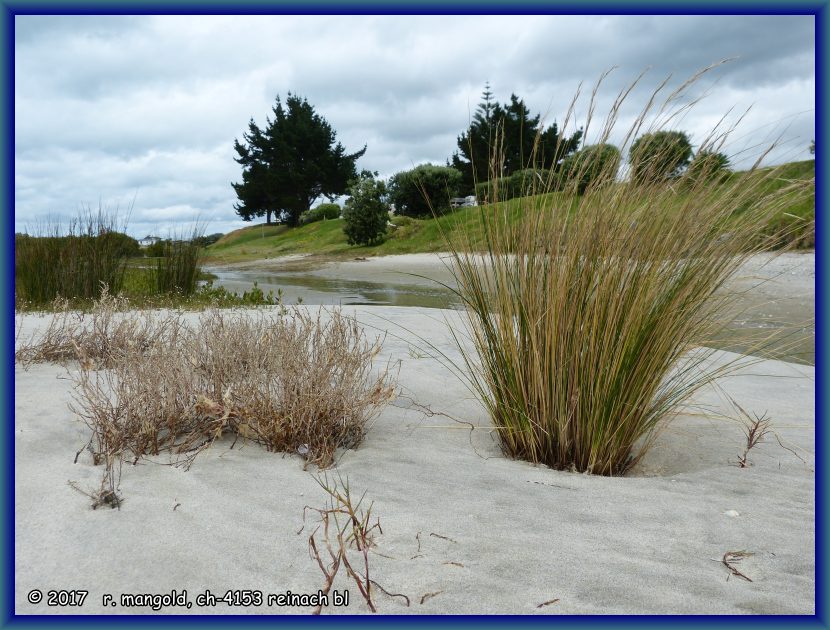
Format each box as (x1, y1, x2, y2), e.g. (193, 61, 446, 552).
(206, 265, 814, 365)
(205, 268, 463, 310)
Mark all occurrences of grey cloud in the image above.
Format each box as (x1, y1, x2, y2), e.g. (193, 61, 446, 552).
(14, 15, 145, 44)
(14, 14, 815, 238)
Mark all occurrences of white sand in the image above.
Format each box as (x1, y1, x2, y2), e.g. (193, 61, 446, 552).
(14, 306, 814, 615)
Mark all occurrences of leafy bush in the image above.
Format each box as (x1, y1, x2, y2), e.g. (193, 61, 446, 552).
(687, 150, 731, 183)
(145, 239, 169, 258)
(192, 232, 225, 248)
(388, 164, 462, 218)
(629, 130, 693, 182)
(475, 168, 551, 204)
(342, 174, 389, 246)
(559, 144, 621, 194)
(99, 231, 141, 258)
(509, 168, 551, 197)
(474, 177, 509, 205)
(300, 203, 342, 225)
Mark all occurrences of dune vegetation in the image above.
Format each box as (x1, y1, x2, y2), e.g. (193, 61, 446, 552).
(435, 70, 813, 476)
(16, 293, 396, 505)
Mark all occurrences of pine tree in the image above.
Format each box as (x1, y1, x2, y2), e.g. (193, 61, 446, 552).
(452, 85, 582, 194)
(232, 94, 366, 226)
(452, 83, 500, 193)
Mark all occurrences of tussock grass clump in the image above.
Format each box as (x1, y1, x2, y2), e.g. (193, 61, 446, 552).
(59, 305, 394, 470)
(444, 67, 812, 475)
(15, 208, 130, 306)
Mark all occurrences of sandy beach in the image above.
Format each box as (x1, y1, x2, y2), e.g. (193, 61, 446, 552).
(14, 297, 815, 615)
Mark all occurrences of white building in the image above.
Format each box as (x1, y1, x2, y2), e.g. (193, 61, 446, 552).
(138, 236, 161, 248)
(450, 195, 478, 209)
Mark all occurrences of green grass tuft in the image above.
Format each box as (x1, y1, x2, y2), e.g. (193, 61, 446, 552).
(439, 69, 813, 476)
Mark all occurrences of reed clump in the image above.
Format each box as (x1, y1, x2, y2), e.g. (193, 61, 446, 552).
(154, 230, 204, 295)
(16, 211, 207, 307)
(15, 209, 130, 306)
(444, 67, 813, 475)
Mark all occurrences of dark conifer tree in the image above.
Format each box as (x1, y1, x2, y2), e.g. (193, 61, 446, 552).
(451, 84, 583, 194)
(232, 94, 366, 226)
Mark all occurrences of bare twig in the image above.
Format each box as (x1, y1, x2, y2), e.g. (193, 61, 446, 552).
(721, 550, 754, 582)
(526, 480, 577, 491)
(420, 591, 443, 605)
(369, 580, 410, 607)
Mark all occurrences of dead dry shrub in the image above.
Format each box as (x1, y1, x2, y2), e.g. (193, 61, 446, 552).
(729, 397, 773, 468)
(69, 307, 395, 471)
(15, 288, 183, 369)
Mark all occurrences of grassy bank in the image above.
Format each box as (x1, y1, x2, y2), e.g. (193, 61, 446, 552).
(204, 160, 815, 265)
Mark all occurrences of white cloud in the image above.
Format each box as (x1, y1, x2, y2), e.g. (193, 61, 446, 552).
(14, 14, 815, 237)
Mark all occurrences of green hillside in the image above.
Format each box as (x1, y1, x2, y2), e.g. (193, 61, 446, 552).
(205, 160, 815, 264)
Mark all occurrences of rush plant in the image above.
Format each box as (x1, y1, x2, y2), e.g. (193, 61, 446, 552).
(442, 66, 812, 475)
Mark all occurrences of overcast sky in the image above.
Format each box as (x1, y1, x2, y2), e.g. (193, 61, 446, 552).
(15, 14, 815, 238)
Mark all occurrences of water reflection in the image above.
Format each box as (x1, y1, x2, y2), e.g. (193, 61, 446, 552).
(205, 268, 464, 310)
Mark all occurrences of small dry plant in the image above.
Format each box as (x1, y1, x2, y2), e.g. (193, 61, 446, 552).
(730, 399, 773, 468)
(68, 454, 123, 510)
(301, 474, 407, 614)
(68, 306, 395, 471)
(15, 288, 180, 369)
(441, 64, 812, 475)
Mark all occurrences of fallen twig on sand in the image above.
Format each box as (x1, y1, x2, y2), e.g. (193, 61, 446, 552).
(369, 580, 410, 607)
(420, 591, 443, 605)
(526, 480, 577, 491)
(67, 475, 121, 511)
(721, 550, 754, 582)
(537, 598, 560, 608)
